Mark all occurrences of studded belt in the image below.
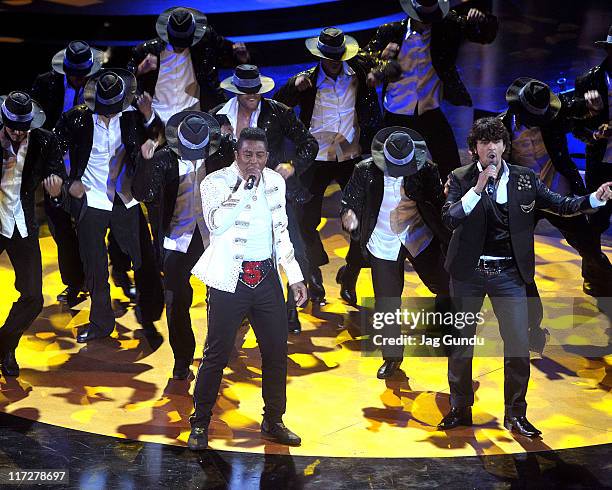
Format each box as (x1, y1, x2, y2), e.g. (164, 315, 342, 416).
(238, 258, 274, 288)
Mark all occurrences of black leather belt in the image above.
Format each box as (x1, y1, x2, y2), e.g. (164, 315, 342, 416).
(477, 258, 513, 270)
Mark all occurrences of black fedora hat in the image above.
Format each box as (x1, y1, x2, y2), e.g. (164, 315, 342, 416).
(371, 126, 428, 177)
(83, 68, 137, 116)
(595, 25, 612, 48)
(305, 27, 359, 61)
(166, 110, 221, 160)
(220, 64, 275, 95)
(506, 77, 561, 126)
(399, 0, 450, 23)
(0, 91, 46, 131)
(52, 40, 104, 77)
(156, 7, 207, 49)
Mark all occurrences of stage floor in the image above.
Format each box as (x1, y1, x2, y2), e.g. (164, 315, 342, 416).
(0, 186, 610, 461)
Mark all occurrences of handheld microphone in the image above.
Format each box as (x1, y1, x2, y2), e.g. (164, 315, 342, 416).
(245, 175, 256, 190)
(485, 163, 497, 196)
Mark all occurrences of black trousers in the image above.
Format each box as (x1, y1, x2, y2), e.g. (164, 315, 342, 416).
(163, 228, 205, 363)
(300, 158, 364, 270)
(449, 263, 530, 417)
(0, 228, 44, 354)
(191, 272, 288, 427)
(384, 108, 460, 182)
(370, 238, 450, 360)
(77, 203, 163, 334)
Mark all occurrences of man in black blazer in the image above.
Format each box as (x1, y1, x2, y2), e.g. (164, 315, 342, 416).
(0, 92, 66, 377)
(54, 69, 164, 343)
(439, 117, 612, 438)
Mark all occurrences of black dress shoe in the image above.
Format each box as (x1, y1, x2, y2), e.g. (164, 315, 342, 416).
(438, 406, 473, 430)
(528, 326, 549, 356)
(287, 308, 301, 334)
(76, 325, 112, 343)
(187, 426, 209, 450)
(504, 415, 542, 438)
(336, 265, 359, 306)
(112, 270, 137, 301)
(308, 267, 326, 304)
(261, 419, 301, 446)
(377, 359, 402, 379)
(172, 359, 193, 380)
(0, 350, 19, 377)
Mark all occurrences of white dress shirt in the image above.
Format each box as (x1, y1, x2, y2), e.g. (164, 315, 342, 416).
(243, 181, 273, 260)
(310, 62, 360, 162)
(384, 19, 442, 116)
(163, 158, 205, 253)
(367, 171, 433, 260)
(81, 113, 139, 211)
(152, 47, 200, 124)
(460, 161, 606, 260)
(0, 134, 29, 238)
(216, 97, 261, 137)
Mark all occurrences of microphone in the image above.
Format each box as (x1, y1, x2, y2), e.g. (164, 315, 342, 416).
(245, 175, 256, 190)
(485, 163, 497, 196)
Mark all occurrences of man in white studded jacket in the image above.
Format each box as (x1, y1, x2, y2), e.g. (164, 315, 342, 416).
(188, 127, 307, 450)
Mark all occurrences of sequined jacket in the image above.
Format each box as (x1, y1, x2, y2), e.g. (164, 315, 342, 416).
(365, 4, 498, 107)
(31, 71, 68, 130)
(340, 158, 450, 261)
(131, 140, 234, 246)
(499, 99, 587, 196)
(443, 162, 595, 283)
(53, 105, 161, 221)
(273, 53, 383, 152)
(211, 98, 318, 203)
(191, 163, 304, 293)
(0, 127, 66, 235)
(127, 29, 240, 112)
(573, 59, 611, 187)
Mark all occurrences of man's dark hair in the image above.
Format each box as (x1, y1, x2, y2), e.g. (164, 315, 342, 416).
(467, 117, 510, 163)
(237, 127, 268, 151)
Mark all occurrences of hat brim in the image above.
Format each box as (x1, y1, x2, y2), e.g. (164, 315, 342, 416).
(400, 0, 450, 23)
(594, 40, 612, 48)
(0, 95, 46, 130)
(304, 35, 360, 61)
(505, 77, 561, 125)
(166, 110, 221, 160)
(51, 47, 104, 77)
(83, 68, 137, 116)
(156, 7, 207, 48)
(220, 76, 275, 95)
(371, 126, 428, 177)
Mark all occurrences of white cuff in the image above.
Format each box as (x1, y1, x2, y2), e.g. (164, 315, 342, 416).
(461, 187, 482, 215)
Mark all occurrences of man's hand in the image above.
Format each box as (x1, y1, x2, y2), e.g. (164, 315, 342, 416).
(233, 42, 250, 63)
(136, 54, 158, 77)
(294, 75, 313, 92)
(593, 123, 612, 140)
(136, 92, 153, 121)
(366, 71, 379, 88)
(43, 174, 63, 198)
(290, 281, 308, 307)
(466, 8, 486, 22)
(443, 175, 451, 197)
(341, 209, 359, 232)
(141, 139, 158, 160)
(381, 42, 400, 60)
(585, 90, 604, 113)
(274, 163, 295, 180)
(595, 181, 612, 201)
(474, 165, 497, 194)
(68, 180, 88, 199)
(221, 123, 234, 136)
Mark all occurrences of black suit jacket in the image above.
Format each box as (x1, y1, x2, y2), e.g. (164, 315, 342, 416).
(210, 98, 318, 202)
(0, 127, 66, 235)
(273, 53, 383, 152)
(442, 162, 595, 283)
(364, 1, 498, 107)
(127, 29, 238, 112)
(31, 71, 67, 130)
(341, 158, 451, 261)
